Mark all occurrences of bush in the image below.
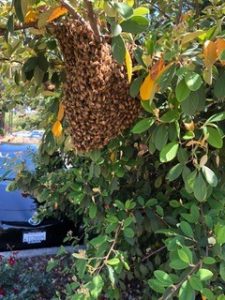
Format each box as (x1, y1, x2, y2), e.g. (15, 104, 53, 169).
(6, 0, 225, 299)
(0, 252, 54, 300)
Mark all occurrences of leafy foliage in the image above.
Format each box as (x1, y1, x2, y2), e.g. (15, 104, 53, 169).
(2, 0, 225, 299)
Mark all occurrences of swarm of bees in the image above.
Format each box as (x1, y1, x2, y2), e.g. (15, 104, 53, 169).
(54, 18, 140, 152)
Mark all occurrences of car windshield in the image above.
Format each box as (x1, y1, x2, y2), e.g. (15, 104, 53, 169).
(0, 143, 37, 180)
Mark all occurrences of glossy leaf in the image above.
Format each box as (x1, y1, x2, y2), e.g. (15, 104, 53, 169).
(52, 120, 63, 138)
(121, 16, 149, 34)
(175, 79, 190, 102)
(206, 126, 223, 149)
(185, 72, 203, 91)
(139, 74, 157, 101)
(202, 166, 218, 187)
(131, 117, 154, 134)
(160, 142, 179, 163)
(112, 35, 126, 64)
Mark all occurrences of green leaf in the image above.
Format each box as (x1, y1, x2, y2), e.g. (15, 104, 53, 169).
(160, 142, 179, 163)
(7, 14, 14, 34)
(206, 126, 223, 149)
(201, 166, 218, 187)
(215, 224, 225, 245)
(124, 227, 135, 238)
(206, 112, 225, 123)
(201, 288, 215, 300)
(185, 72, 203, 91)
(193, 173, 207, 202)
(89, 203, 97, 219)
(107, 258, 120, 266)
(197, 268, 213, 281)
(214, 70, 225, 98)
(175, 79, 190, 102)
(160, 110, 180, 123)
(181, 87, 205, 115)
(189, 275, 203, 292)
(166, 163, 183, 181)
(154, 270, 173, 286)
(157, 64, 176, 92)
(107, 266, 115, 286)
(177, 246, 193, 264)
(115, 3, 133, 18)
(169, 258, 188, 270)
(180, 221, 194, 238)
(90, 235, 107, 248)
(179, 281, 195, 300)
(203, 257, 216, 265)
(148, 279, 165, 294)
(129, 76, 144, 98)
(154, 125, 168, 151)
(220, 262, 225, 281)
(90, 275, 104, 298)
(112, 35, 126, 64)
(14, 0, 24, 22)
(131, 118, 154, 134)
(121, 16, 149, 34)
(23, 57, 38, 73)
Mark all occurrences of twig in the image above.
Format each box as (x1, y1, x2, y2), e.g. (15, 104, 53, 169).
(60, 0, 86, 25)
(160, 261, 202, 300)
(83, 0, 101, 42)
(142, 245, 166, 262)
(0, 22, 37, 36)
(96, 225, 121, 274)
(0, 57, 22, 64)
(176, 0, 183, 24)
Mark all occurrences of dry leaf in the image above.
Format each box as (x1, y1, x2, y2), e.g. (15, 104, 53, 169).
(150, 58, 165, 80)
(139, 74, 157, 101)
(57, 102, 65, 121)
(52, 120, 63, 137)
(47, 6, 68, 23)
(125, 48, 132, 83)
(24, 9, 39, 24)
(203, 40, 217, 68)
(215, 38, 225, 65)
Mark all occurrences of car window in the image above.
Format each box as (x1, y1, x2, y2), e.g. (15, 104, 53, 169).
(0, 143, 37, 180)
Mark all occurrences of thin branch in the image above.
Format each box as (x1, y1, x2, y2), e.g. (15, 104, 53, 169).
(83, 0, 101, 42)
(142, 245, 166, 262)
(0, 57, 22, 64)
(176, 0, 183, 24)
(0, 22, 37, 36)
(60, 0, 86, 25)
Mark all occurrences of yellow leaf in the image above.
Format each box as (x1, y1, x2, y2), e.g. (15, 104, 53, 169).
(57, 102, 65, 121)
(126, 0, 134, 7)
(52, 120, 62, 137)
(201, 296, 207, 300)
(24, 9, 39, 24)
(181, 30, 205, 45)
(140, 74, 158, 101)
(47, 6, 68, 23)
(215, 38, 225, 64)
(125, 48, 132, 83)
(203, 40, 217, 68)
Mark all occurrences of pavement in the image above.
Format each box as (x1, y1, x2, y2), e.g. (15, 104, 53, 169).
(0, 245, 86, 258)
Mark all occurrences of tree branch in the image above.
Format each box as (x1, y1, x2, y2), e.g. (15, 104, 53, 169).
(176, 0, 183, 24)
(0, 22, 37, 36)
(60, 0, 86, 25)
(83, 0, 101, 42)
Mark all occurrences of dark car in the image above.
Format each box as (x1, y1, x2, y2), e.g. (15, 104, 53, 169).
(0, 143, 79, 251)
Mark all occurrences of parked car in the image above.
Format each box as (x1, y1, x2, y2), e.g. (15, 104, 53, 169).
(0, 143, 81, 251)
